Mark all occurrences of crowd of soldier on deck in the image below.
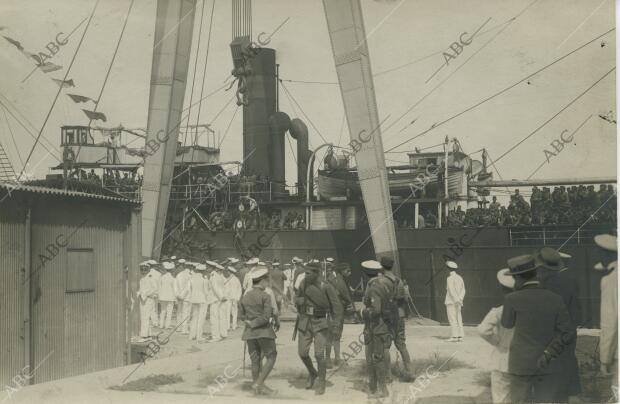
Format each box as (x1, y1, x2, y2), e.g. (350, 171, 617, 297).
(446, 184, 616, 227)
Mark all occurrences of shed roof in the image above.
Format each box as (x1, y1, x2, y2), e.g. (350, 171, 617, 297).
(0, 182, 141, 205)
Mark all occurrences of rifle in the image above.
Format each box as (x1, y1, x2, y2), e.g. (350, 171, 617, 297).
(292, 316, 299, 341)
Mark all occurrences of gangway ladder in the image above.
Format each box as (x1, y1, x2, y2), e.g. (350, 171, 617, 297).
(0, 141, 17, 182)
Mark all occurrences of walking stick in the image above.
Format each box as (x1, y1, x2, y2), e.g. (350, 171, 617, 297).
(243, 341, 246, 377)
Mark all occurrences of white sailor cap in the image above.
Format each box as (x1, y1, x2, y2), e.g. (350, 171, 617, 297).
(148, 259, 157, 265)
(226, 266, 237, 273)
(170, 255, 177, 260)
(214, 262, 225, 270)
(250, 267, 268, 281)
(195, 264, 206, 271)
(247, 257, 259, 265)
(258, 261, 266, 266)
(163, 262, 175, 270)
(178, 258, 186, 264)
(272, 262, 280, 267)
(559, 252, 572, 259)
(326, 257, 334, 263)
(139, 261, 150, 268)
(292, 257, 302, 263)
(446, 261, 458, 269)
(361, 260, 382, 270)
(228, 257, 240, 264)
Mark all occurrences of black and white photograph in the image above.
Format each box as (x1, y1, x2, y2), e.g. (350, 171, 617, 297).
(0, 0, 617, 403)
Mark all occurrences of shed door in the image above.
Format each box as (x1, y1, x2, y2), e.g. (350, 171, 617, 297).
(63, 249, 97, 377)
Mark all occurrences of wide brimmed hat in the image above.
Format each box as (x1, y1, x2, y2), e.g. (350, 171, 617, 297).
(507, 254, 542, 275)
(594, 234, 617, 252)
(535, 247, 564, 271)
(497, 268, 516, 289)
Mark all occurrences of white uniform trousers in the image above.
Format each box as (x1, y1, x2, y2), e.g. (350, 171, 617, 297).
(150, 299, 159, 327)
(178, 300, 192, 333)
(220, 301, 230, 337)
(210, 302, 222, 339)
(158, 301, 175, 329)
(189, 303, 207, 340)
(446, 303, 464, 338)
(139, 297, 155, 338)
(230, 300, 238, 330)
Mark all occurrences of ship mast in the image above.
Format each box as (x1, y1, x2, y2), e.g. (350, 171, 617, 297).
(322, 0, 401, 275)
(141, 0, 197, 259)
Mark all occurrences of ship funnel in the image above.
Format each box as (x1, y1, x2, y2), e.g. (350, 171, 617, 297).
(268, 111, 290, 190)
(289, 118, 310, 196)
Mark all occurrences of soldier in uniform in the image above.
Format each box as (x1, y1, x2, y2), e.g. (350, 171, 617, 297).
(239, 267, 279, 396)
(379, 257, 413, 380)
(294, 262, 343, 395)
(325, 263, 354, 368)
(360, 260, 391, 398)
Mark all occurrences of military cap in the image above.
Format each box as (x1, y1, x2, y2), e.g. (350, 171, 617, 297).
(178, 258, 186, 264)
(325, 257, 334, 263)
(148, 259, 157, 265)
(139, 261, 150, 268)
(247, 257, 259, 265)
(446, 260, 458, 269)
(380, 257, 394, 269)
(162, 262, 174, 270)
(228, 257, 240, 264)
(195, 264, 206, 271)
(170, 255, 177, 260)
(291, 257, 303, 263)
(361, 260, 382, 276)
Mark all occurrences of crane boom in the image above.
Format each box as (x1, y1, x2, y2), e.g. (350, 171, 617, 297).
(322, 0, 401, 275)
(141, 0, 197, 258)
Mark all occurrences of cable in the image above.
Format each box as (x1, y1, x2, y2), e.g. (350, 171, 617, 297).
(182, 82, 228, 112)
(280, 81, 328, 144)
(19, 0, 100, 181)
(210, 95, 236, 125)
(385, 27, 615, 153)
(1, 106, 24, 169)
(181, 0, 207, 164)
(383, 0, 541, 141)
(0, 98, 60, 157)
(75, 0, 134, 162)
(217, 105, 240, 148)
(279, 78, 338, 85)
(286, 133, 297, 164)
(492, 67, 613, 164)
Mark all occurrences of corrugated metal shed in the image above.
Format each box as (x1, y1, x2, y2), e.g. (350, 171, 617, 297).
(0, 183, 141, 386)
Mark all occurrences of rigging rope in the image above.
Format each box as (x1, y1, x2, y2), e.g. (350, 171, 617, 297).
(217, 105, 240, 148)
(385, 27, 615, 153)
(19, 0, 101, 181)
(280, 81, 328, 144)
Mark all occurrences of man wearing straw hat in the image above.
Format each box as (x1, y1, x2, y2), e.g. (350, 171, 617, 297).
(477, 267, 515, 403)
(535, 247, 580, 400)
(593, 233, 617, 378)
(500, 254, 575, 403)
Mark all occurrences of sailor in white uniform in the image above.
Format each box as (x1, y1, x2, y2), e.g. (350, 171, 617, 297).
(444, 260, 465, 341)
(224, 266, 242, 330)
(187, 264, 207, 341)
(174, 259, 192, 334)
(148, 260, 162, 327)
(158, 261, 177, 329)
(138, 262, 158, 339)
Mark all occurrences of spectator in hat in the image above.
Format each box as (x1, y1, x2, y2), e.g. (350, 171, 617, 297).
(594, 234, 618, 378)
(158, 262, 177, 329)
(138, 262, 158, 340)
(477, 268, 515, 403)
(187, 264, 208, 341)
(444, 261, 465, 342)
(501, 255, 575, 403)
(535, 248, 581, 400)
(148, 262, 162, 328)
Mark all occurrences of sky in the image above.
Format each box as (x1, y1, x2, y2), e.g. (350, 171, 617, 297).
(0, 0, 616, 192)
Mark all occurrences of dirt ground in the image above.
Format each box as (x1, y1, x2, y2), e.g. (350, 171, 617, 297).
(6, 318, 617, 404)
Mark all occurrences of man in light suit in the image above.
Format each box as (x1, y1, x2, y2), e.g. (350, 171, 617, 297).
(444, 260, 465, 342)
(594, 234, 617, 379)
(187, 264, 207, 341)
(174, 259, 192, 334)
(158, 261, 177, 329)
(138, 262, 158, 340)
(206, 261, 226, 341)
(224, 266, 242, 330)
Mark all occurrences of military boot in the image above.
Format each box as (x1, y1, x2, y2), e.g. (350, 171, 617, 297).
(300, 356, 317, 389)
(372, 359, 389, 399)
(315, 358, 327, 395)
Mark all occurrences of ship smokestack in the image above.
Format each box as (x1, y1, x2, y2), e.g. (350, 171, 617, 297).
(289, 118, 310, 196)
(269, 111, 290, 193)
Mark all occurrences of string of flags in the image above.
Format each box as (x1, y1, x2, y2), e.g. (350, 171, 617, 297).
(2, 34, 108, 123)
